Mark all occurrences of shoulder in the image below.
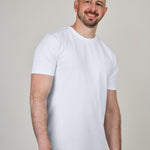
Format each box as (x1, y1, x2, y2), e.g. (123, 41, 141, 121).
(37, 27, 70, 49)
(47, 26, 70, 41)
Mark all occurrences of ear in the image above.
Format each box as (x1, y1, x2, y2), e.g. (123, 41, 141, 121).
(74, 0, 79, 12)
(103, 7, 108, 16)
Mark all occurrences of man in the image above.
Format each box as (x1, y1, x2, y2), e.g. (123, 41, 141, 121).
(30, 0, 121, 150)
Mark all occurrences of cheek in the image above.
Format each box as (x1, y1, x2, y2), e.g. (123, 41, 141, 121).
(97, 9, 105, 16)
(81, 6, 90, 12)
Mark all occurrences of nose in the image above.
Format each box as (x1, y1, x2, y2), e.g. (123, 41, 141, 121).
(90, 2, 96, 11)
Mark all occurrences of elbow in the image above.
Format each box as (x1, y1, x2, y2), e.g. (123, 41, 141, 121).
(29, 93, 34, 110)
(30, 93, 46, 107)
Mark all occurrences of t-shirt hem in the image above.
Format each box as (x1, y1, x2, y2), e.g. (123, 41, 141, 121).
(107, 87, 117, 90)
(31, 70, 54, 76)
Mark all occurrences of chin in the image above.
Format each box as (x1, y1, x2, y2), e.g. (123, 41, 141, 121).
(83, 20, 98, 28)
(84, 23, 97, 28)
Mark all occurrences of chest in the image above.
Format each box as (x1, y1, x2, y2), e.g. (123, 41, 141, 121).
(56, 40, 112, 77)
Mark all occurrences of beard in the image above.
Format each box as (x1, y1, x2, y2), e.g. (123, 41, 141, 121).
(77, 10, 104, 28)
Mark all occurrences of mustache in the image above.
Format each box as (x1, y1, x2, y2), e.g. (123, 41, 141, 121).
(84, 11, 99, 16)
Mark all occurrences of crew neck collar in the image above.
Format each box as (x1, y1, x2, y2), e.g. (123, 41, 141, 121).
(68, 26, 97, 41)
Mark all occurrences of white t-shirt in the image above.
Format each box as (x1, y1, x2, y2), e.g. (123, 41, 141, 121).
(31, 26, 118, 150)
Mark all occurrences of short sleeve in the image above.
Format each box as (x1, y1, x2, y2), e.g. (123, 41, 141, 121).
(107, 54, 119, 90)
(31, 33, 58, 76)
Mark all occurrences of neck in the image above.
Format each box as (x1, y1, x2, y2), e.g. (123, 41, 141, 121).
(71, 17, 98, 39)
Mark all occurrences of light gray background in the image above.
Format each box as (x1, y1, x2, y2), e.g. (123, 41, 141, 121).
(0, 0, 150, 149)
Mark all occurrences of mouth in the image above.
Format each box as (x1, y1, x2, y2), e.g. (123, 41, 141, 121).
(85, 12, 98, 19)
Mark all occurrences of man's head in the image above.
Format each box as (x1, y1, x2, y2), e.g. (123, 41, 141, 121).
(74, 0, 108, 28)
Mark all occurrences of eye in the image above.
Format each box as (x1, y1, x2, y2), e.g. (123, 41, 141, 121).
(85, 0, 90, 3)
(97, 3, 101, 6)
(96, 2, 104, 7)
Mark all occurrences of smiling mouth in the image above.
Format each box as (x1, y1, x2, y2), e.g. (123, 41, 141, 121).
(86, 13, 96, 19)
(85, 12, 98, 19)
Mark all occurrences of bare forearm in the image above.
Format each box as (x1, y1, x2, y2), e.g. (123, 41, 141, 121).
(104, 109, 121, 150)
(30, 96, 51, 150)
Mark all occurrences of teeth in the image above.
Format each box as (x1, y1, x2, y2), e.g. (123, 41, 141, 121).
(87, 13, 95, 17)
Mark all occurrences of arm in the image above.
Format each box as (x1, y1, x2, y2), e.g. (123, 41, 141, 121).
(30, 74, 53, 150)
(104, 90, 121, 150)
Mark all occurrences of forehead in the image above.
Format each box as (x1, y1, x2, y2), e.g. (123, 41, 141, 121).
(79, 0, 105, 2)
(78, 0, 106, 5)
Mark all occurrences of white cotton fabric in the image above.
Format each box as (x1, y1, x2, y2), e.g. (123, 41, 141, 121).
(32, 26, 118, 150)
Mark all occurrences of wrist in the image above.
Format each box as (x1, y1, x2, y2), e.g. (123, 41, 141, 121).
(38, 138, 51, 150)
(38, 143, 51, 150)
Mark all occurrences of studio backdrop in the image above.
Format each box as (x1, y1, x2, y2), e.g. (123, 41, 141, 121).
(0, 0, 150, 149)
